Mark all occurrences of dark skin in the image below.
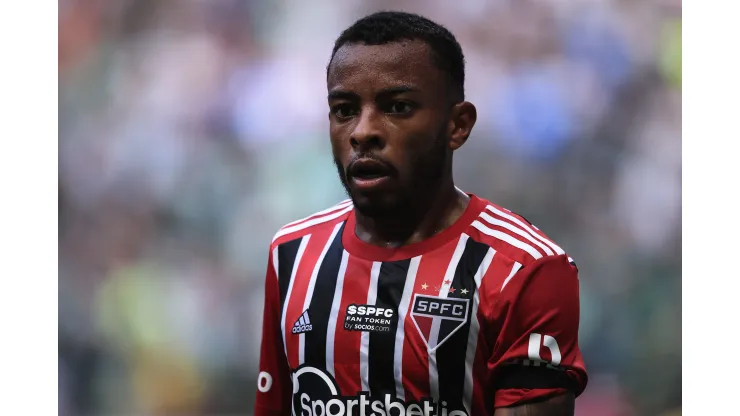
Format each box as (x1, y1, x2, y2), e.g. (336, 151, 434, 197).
(327, 40, 574, 415)
(328, 40, 473, 248)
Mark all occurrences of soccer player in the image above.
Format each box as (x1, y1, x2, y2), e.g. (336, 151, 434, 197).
(255, 11, 587, 416)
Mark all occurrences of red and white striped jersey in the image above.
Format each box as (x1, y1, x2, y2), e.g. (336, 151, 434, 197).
(255, 194, 588, 416)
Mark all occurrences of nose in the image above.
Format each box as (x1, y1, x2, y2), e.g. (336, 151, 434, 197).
(350, 106, 384, 149)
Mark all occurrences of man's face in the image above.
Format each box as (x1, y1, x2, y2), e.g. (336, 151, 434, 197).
(327, 40, 452, 218)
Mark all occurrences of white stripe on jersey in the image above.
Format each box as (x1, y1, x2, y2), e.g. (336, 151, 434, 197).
(280, 235, 310, 359)
(325, 250, 349, 377)
(501, 261, 524, 292)
(283, 199, 352, 228)
(394, 255, 422, 400)
(273, 204, 353, 243)
(479, 210, 554, 256)
(463, 247, 496, 414)
(360, 262, 382, 393)
(299, 223, 343, 365)
(471, 220, 543, 260)
(485, 205, 564, 255)
(429, 234, 469, 401)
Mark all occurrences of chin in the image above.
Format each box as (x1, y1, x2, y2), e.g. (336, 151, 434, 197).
(349, 191, 405, 218)
(352, 201, 391, 218)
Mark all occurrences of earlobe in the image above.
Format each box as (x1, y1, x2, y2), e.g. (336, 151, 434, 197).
(449, 101, 477, 151)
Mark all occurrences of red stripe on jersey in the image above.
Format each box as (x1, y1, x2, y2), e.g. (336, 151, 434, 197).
(416, 317, 434, 346)
(400, 238, 463, 402)
(255, 249, 292, 414)
(470, 320, 493, 415)
(331, 255, 373, 396)
(283, 227, 335, 369)
(469, 253, 519, 414)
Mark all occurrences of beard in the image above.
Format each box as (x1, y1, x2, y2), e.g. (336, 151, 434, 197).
(333, 133, 448, 219)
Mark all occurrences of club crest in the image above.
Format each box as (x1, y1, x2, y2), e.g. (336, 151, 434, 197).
(410, 294, 470, 352)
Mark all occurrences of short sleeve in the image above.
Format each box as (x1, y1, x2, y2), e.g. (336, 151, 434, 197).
(488, 254, 588, 408)
(254, 247, 293, 416)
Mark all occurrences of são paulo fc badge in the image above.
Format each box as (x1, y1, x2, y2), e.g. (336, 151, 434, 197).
(410, 294, 470, 352)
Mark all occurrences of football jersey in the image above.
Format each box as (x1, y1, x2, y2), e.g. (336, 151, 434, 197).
(255, 194, 587, 416)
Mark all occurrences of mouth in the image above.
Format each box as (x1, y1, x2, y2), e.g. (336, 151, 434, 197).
(347, 158, 393, 190)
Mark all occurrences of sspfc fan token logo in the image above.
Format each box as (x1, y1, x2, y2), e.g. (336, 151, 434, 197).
(410, 294, 470, 352)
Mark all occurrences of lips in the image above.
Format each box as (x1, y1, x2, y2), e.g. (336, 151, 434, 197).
(347, 157, 394, 191)
(348, 158, 393, 180)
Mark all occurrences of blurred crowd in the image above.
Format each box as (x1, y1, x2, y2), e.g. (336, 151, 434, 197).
(58, 0, 682, 415)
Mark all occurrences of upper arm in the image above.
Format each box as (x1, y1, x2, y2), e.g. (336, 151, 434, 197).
(487, 254, 588, 409)
(493, 392, 575, 416)
(254, 246, 293, 416)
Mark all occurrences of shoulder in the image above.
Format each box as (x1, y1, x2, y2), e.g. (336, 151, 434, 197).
(270, 199, 353, 248)
(467, 196, 573, 268)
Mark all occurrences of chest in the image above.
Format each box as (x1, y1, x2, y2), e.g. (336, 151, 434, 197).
(280, 253, 494, 391)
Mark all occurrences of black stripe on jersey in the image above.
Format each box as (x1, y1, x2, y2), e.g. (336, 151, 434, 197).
(437, 237, 491, 409)
(277, 238, 303, 311)
(368, 259, 411, 397)
(304, 223, 346, 368)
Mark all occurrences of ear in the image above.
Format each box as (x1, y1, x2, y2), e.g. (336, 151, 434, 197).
(447, 101, 477, 151)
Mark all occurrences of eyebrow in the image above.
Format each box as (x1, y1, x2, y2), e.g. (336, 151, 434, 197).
(327, 85, 420, 101)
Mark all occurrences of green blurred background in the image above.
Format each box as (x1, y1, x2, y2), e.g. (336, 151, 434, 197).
(58, 0, 681, 415)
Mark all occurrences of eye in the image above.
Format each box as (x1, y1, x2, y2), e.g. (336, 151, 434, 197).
(331, 104, 357, 120)
(386, 101, 414, 115)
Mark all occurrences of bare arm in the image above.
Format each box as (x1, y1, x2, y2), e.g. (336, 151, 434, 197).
(493, 392, 575, 416)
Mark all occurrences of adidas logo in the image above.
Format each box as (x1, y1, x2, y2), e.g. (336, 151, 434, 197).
(292, 310, 312, 334)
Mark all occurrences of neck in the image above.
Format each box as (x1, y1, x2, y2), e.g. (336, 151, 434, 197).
(353, 180, 470, 248)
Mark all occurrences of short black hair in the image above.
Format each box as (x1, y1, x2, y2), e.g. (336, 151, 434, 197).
(328, 11, 466, 101)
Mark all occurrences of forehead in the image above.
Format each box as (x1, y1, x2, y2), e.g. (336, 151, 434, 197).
(327, 40, 446, 95)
